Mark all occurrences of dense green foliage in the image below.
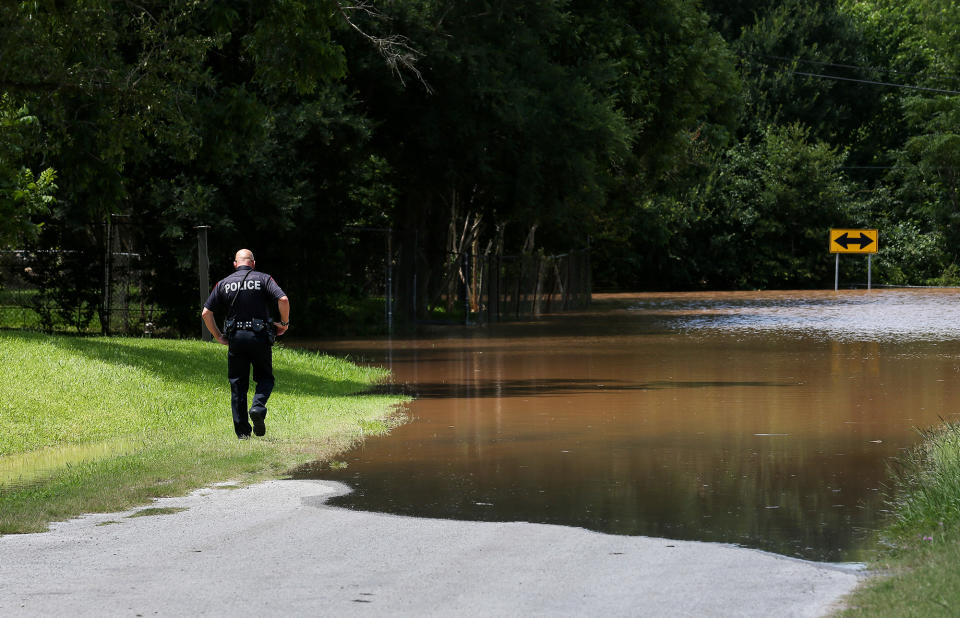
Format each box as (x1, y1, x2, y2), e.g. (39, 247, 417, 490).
(0, 331, 403, 532)
(3, 0, 960, 332)
(0, 95, 57, 247)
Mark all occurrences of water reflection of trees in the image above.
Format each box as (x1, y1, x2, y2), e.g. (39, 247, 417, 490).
(392, 379, 798, 399)
(310, 302, 956, 562)
(321, 436, 888, 561)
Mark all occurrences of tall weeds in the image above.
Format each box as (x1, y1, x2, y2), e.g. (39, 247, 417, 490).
(886, 421, 960, 533)
(841, 420, 960, 615)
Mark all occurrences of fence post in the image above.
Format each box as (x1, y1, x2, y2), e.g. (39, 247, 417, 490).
(102, 215, 112, 335)
(585, 240, 592, 307)
(544, 257, 554, 314)
(196, 226, 211, 341)
(495, 255, 501, 322)
(463, 251, 471, 325)
(487, 254, 498, 323)
(533, 255, 543, 315)
(484, 253, 491, 324)
(515, 257, 524, 319)
(386, 229, 393, 334)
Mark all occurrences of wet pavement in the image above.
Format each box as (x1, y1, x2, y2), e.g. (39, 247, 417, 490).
(0, 479, 861, 617)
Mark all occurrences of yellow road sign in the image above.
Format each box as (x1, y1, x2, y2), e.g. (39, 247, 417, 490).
(830, 229, 878, 253)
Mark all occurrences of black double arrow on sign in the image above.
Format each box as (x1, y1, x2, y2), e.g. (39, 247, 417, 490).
(833, 232, 874, 250)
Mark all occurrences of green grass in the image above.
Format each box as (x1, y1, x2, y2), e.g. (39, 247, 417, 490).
(0, 331, 406, 533)
(840, 423, 960, 616)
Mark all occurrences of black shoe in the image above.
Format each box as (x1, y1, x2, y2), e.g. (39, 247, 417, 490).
(250, 409, 266, 437)
(238, 433, 251, 440)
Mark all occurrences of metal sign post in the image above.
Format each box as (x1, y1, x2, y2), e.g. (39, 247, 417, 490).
(829, 229, 878, 290)
(835, 253, 839, 292)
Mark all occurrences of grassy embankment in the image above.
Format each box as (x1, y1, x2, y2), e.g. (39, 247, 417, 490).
(840, 423, 960, 616)
(0, 331, 405, 534)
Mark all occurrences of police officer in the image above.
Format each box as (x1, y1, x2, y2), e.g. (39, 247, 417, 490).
(201, 249, 290, 438)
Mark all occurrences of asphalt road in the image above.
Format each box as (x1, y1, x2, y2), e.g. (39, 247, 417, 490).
(0, 479, 861, 617)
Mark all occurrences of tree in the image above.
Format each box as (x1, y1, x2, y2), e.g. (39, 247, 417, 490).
(732, 0, 889, 165)
(577, 0, 742, 290)
(342, 0, 742, 312)
(0, 0, 385, 333)
(697, 123, 860, 288)
(0, 96, 56, 248)
(846, 0, 960, 265)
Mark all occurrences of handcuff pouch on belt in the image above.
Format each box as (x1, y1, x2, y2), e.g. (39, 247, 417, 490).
(224, 318, 276, 344)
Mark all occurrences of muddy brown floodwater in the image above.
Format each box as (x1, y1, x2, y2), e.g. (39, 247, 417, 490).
(292, 290, 960, 562)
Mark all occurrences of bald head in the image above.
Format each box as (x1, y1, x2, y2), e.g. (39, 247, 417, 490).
(234, 249, 255, 268)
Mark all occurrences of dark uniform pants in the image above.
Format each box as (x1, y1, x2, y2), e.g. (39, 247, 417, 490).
(227, 330, 274, 436)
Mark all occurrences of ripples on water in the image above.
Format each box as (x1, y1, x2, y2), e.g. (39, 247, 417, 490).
(643, 290, 960, 342)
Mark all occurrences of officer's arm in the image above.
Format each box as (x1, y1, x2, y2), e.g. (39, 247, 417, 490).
(201, 307, 228, 345)
(275, 296, 290, 335)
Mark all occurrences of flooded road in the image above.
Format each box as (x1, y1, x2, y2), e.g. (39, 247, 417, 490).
(293, 290, 960, 561)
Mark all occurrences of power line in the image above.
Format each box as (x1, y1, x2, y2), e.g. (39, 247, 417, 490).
(790, 69, 960, 95)
(839, 166, 893, 169)
(756, 53, 894, 76)
(741, 53, 960, 94)
(749, 52, 960, 84)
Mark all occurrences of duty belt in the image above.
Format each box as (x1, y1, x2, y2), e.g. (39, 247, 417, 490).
(234, 321, 260, 330)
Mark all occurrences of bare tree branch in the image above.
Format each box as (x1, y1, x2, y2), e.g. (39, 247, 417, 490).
(122, 0, 160, 26)
(333, 0, 432, 93)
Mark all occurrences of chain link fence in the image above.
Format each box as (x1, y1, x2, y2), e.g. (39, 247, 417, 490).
(2, 223, 591, 336)
(0, 218, 154, 335)
(0, 248, 153, 335)
(0, 250, 44, 330)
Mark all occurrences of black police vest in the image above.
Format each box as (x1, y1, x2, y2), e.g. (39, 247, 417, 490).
(210, 267, 285, 321)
